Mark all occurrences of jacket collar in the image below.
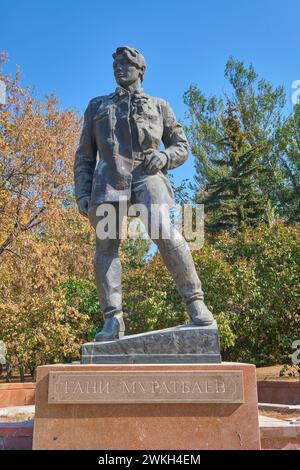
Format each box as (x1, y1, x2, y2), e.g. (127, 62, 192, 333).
(112, 86, 149, 101)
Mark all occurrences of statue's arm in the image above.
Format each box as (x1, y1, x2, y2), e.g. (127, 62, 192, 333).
(74, 100, 97, 203)
(161, 100, 189, 170)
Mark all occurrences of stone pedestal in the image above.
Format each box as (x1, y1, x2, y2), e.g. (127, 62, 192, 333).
(33, 362, 261, 450)
(81, 322, 221, 364)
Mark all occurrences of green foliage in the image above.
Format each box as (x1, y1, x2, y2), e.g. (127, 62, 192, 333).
(123, 256, 187, 334)
(213, 224, 300, 364)
(276, 103, 300, 222)
(58, 223, 300, 366)
(120, 236, 151, 271)
(184, 57, 287, 232)
(201, 101, 265, 232)
(58, 277, 101, 339)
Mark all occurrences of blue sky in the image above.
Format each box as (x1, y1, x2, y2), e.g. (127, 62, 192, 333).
(1, 0, 300, 188)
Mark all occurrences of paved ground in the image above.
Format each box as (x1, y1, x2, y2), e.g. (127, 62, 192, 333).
(0, 405, 35, 421)
(256, 365, 300, 381)
(259, 403, 300, 410)
(259, 415, 299, 427)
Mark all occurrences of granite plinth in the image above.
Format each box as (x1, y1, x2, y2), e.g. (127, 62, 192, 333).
(33, 362, 261, 450)
(81, 322, 221, 364)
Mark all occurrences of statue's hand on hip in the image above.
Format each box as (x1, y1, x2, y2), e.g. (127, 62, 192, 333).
(78, 196, 90, 218)
(144, 149, 168, 175)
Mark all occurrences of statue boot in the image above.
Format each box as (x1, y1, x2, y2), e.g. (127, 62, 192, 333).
(186, 299, 214, 326)
(95, 313, 125, 342)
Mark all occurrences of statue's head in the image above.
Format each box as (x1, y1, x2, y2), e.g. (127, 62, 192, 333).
(112, 46, 146, 87)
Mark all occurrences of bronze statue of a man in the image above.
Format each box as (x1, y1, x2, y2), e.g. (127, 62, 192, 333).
(74, 46, 214, 341)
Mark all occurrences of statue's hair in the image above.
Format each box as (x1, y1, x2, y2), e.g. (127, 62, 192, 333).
(112, 46, 146, 82)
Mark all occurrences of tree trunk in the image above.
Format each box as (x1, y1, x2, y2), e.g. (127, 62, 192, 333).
(5, 362, 12, 383)
(19, 365, 25, 382)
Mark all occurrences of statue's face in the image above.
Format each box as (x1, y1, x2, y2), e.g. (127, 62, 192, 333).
(113, 54, 141, 87)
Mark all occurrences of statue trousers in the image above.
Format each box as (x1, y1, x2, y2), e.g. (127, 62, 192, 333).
(88, 162, 204, 320)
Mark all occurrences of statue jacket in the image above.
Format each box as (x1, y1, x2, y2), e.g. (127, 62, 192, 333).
(74, 86, 189, 204)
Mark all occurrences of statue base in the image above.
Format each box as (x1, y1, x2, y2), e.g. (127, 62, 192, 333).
(81, 321, 221, 364)
(32, 362, 261, 449)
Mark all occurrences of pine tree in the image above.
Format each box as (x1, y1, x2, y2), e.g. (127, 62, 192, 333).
(184, 57, 286, 233)
(201, 101, 265, 233)
(276, 104, 300, 223)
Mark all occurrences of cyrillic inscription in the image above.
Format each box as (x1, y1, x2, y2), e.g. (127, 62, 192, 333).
(48, 371, 244, 404)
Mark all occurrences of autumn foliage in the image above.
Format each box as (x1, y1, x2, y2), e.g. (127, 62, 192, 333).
(0, 54, 95, 379)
